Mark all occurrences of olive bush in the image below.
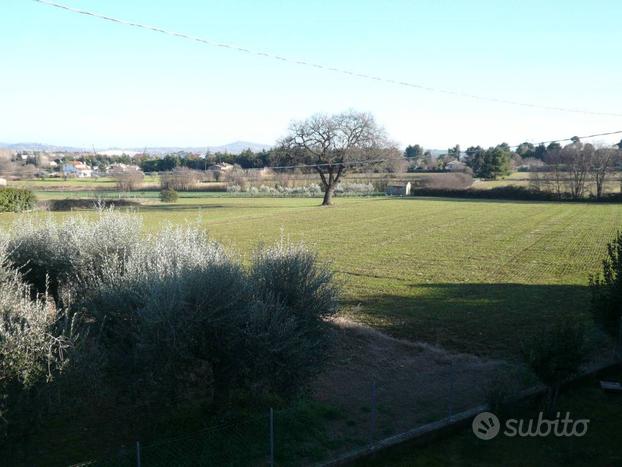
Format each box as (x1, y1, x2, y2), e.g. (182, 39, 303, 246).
(0, 235, 78, 439)
(3, 212, 339, 414)
(8, 210, 141, 298)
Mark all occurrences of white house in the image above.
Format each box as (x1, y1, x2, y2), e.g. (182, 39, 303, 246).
(63, 161, 93, 178)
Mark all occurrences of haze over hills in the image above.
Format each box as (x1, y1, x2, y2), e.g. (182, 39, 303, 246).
(0, 141, 451, 157)
(0, 141, 272, 155)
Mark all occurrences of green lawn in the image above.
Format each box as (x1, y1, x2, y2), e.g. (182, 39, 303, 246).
(3, 195, 621, 358)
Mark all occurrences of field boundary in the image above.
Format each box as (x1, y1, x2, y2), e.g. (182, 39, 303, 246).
(320, 359, 619, 466)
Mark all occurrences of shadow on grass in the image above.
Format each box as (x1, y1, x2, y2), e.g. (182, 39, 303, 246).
(392, 194, 622, 205)
(343, 283, 598, 359)
(136, 203, 227, 211)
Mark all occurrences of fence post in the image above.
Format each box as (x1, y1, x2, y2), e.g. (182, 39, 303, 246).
(136, 441, 141, 467)
(269, 407, 274, 467)
(370, 381, 377, 446)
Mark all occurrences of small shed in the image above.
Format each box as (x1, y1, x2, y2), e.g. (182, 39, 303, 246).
(386, 181, 411, 196)
(0, 177, 6, 187)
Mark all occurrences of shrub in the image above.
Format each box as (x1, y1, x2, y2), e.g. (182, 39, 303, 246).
(79, 225, 247, 402)
(251, 236, 338, 328)
(521, 320, 586, 413)
(8, 210, 141, 298)
(40, 198, 140, 211)
(334, 182, 374, 195)
(247, 238, 339, 393)
(411, 186, 560, 201)
(110, 168, 144, 191)
(0, 236, 78, 440)
(160, 188, 179, 202)
(160, 168, 200, 191)
(0, 188, 35, 212)
(3, 214, 339, 415)
(417, 172, 473, 190)
(590, 231, 622, 338)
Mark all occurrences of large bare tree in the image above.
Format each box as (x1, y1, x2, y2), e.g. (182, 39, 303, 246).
(280, 111, 392, 205)
(560, 142, 593, 199)
(591, 147, 619, 199)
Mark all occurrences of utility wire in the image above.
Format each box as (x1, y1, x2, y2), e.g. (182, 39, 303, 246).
(34, 0, 622, 118)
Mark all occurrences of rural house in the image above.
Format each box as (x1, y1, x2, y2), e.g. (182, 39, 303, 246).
(62, 161, 93, 178)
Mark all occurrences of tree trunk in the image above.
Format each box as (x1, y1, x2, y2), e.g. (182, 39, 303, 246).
(322, 185, 335, 206)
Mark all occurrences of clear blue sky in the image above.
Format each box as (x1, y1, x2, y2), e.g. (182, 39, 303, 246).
(2, 0, 621, 149)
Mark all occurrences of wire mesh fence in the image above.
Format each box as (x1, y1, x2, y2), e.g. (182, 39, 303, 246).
(7, 324, 619, 466)
(94, 414, 270, 467)
(77, 364, 496, 467)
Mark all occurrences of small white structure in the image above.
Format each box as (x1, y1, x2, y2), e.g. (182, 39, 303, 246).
(207, 162, 235, 172)
(0, 177, 7, 187)
(386, 181, 412, 196)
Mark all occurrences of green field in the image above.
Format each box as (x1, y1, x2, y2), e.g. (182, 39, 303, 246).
(3, 195, 620, 358)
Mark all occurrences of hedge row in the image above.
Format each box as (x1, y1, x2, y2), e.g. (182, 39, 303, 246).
(0, 188, 35, 212)
(411, 186, 622, 202)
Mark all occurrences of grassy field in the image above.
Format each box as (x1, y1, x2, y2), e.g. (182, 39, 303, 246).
(3, 195, 621, 358)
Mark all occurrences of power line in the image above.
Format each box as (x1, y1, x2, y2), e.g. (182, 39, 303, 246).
(34, 0, 622, 118)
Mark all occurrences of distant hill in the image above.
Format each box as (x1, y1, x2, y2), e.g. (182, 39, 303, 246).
(0, 142, 86, 153)
(0, 140, 272, 155)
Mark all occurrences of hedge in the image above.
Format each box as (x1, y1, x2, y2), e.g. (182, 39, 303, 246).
(410, 186, 622, 202)
(0, 188, 36, 212)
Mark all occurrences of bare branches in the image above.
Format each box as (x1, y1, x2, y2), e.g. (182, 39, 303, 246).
(278, 110, 390, 205)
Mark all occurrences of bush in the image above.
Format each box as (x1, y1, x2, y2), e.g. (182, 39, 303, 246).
(160, 188, 179, 203)
(160, 168, 200, 191)
(417, 173, 473, 190)
(590, 231, 622, 338)
(521, 320, 586, 413)
(0, 236, 78, 440)
(79, 225, 247, 403)
(110, 168, 144, 191)
(39, 198, 140, 211)
(334, 182, 374, 195)
(411, 186, 560, 201)
(0, 188, 35, 212)
(7, 210, 141, 298)
(4, 213, 340, 414)
(251, 237, 338, 325)
(411, 185, 622, 202)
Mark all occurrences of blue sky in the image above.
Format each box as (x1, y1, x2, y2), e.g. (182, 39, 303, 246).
(2, 0, 622, 149)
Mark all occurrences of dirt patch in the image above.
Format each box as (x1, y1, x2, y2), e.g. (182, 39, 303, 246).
(312, 318, 510, 448)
